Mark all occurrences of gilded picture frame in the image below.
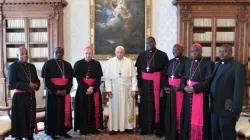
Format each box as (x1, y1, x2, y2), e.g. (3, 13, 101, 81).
(90, 0, 151, 60)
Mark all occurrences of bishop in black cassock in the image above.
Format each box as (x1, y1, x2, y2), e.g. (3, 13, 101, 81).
(8, 47, 40, 140)
(161, 42, 188, 140)
(135, 37, 169, 137)
(41, 46, 73, 139)
(180, 43, 214, 140)
(73, 46, 103, 135)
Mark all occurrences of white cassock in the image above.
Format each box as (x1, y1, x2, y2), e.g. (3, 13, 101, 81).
(104, 57, 138, 131)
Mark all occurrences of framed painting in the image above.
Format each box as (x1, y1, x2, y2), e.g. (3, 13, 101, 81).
(90, 0, 151, 60)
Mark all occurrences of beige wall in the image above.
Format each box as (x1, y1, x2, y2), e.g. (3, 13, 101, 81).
(63, 0, 177, 65)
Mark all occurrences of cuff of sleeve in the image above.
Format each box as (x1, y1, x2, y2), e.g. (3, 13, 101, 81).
(105, 88, 112, 92)
(192, 85, 198, 93)
(16, 82, 19, 89)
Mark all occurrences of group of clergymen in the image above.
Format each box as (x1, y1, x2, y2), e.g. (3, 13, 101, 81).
(9, 36, 245, 140)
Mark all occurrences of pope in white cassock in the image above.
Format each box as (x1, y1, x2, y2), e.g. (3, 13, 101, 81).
(104, 46, 138, 135)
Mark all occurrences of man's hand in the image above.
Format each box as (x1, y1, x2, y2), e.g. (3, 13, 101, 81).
(131, 91, 136, 97)
(108, 92, 113, 98)
(136, 88, 141, 95)
(184, 86, 193, 94)
(86, 87, 94, 95)
(173, 86, 180, 92)
(189, 86, 194, 93)
(164, 87, 171, 94)
(56, 90, 62, 96)
(61, 90, 67, 96)
(160, 89, 165, 97)
(29, 83, 37, 90)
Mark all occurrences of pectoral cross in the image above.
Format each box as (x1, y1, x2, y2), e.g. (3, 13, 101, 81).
(146, 66, 150, 72)
(62, 74, 65, 79)
(171, 75, 175, 80)
(118, 72, 122, 77)
(188, 80, 191, 86)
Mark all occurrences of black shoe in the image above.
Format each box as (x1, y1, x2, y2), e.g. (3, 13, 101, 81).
(156, 133, 163, 138)
(49, 135, 56, 140)
(140, 132, 147, 135)
(109, 131, 115, 135)
(125, 129, 134, 134)
(96, 130, 101, 134)
(63, 133, 72, 138)
(25, 137, 34, 140)
(109, 131, 118, 135)
(15, 137, 22, 140)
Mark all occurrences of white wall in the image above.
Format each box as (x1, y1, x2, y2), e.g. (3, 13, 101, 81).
(63, 0, 90, 65)
(152, 0, 177, 59)
(63, 0, 177, 65)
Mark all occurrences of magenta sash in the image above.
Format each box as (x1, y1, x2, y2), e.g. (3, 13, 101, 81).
(50, 78, 71, 127)
(168, 78, 183, 134)
(142, 72, 161, 123)
(14, 89, 26, 92)
(187, 81, 203, 140)
(82, 78, 100, 129)
(14, 89, 38, 134)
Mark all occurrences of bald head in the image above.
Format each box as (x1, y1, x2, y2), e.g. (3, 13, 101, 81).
(221, 44, 232, 52)
(173, 43, 184, 57)
(191, 44, 202, 59)
(146, 37, 156, 51)
(115, 46, 125, 52)
(17, 46, 28, 62)
(54, 46, 64, 60)
(84, 46, 93, 62)
(115, 46, 125, 60)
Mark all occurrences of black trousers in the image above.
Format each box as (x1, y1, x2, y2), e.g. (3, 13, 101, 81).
(211, 112, 237, 140)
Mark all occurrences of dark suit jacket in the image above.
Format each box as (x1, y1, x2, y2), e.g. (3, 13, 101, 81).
(210, 59, 246, 116)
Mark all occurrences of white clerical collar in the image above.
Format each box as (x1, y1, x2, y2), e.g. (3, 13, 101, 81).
(194, 60, 198, 62)
(221, 61, 224, 64)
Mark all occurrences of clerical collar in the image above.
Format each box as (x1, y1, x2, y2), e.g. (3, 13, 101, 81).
(221, 58, 233, 64)
(55, 58, 62, 62)
(84, 59, 92, 63)
(148, 48, 157, 53)
(18, 61, 28, 65)
(175, 55, 183, 60)
(193, 58, 202, 63)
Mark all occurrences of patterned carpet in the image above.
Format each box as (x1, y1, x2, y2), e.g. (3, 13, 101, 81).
(5, 130, 165, 140)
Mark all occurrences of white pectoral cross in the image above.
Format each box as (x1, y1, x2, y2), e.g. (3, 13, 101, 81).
(146, 66, 150, 72)
(188, 80, 191, 86)
(171, 75, 175, 80)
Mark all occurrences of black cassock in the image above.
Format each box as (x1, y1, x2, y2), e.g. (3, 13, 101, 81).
(8, 61, 40, 138)
(41, 59, 73, 136)
(161, 56, 188, 140)
(179, 58, 214, 140)
(73, 59, 103, 134)
(135, 49, 169, 134)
